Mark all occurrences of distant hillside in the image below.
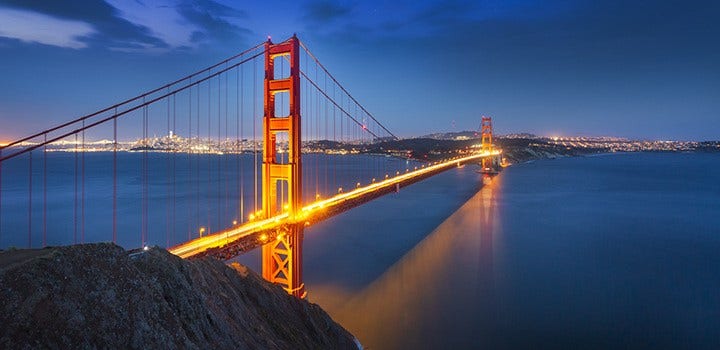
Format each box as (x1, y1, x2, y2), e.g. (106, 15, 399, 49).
(420, 131, 539, 140)
(0, 244, 358, 350)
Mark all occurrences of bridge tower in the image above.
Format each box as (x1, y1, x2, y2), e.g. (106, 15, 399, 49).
(261, 35, 306, 298)
(481, 116, 494, 171)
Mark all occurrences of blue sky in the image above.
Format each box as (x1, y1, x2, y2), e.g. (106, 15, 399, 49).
(0, 0, 718, 141)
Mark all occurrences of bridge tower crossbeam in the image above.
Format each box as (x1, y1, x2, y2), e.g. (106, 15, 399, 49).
(261, 35, 306, 298)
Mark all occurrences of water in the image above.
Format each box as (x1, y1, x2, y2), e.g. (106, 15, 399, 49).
(241, 152, 718, 349)
(0, 152, 420, 249)
(3, 151, 719, 348)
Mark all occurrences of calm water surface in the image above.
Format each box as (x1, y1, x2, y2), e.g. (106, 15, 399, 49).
(244, 153, 720, 349)
(0, 153, 419, 248)
(3, 151, 719, 349)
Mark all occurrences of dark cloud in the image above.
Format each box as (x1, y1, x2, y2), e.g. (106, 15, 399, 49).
(298, 0, 544, 45)
(187, 0, 246, 18)
(0, 0, 254, 50)
(303, 0, 353, 23)
(0, 0, 166, 50)
(176, 0, 251, 43)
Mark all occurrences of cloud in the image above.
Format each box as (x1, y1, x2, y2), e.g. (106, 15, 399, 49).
(0, 7, 95, 48)
(0, 0, 251, 52)
(176, 0, 251, 44)
(0, 0, 166, 50)
(298, 0, 578, 44)
(104, 0, 196, 48)
(303, 0, 353, 23)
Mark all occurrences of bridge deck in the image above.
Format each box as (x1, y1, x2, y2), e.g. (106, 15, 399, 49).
(169, 151, 500, 260)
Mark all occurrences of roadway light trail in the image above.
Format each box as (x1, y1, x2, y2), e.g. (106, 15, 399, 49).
(169, 150, 501, 259)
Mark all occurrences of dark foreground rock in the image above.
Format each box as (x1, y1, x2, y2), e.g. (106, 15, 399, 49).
(0, 243, 358, 349)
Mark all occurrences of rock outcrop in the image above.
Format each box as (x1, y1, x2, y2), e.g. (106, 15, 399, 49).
(0, 243, 358, 349)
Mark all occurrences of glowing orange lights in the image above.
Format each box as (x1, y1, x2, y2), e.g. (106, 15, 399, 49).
(480, 116, 500, 174)
(261, 35, 306, 299)
(168, 150, 500, 261)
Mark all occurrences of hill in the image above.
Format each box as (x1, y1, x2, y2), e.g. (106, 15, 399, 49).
(0, 243, 358, 349)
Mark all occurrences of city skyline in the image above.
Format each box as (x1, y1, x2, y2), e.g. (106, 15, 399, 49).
(0, 0, 718, 142)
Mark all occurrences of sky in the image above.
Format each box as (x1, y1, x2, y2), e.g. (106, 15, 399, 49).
(0, 0, 718, 141)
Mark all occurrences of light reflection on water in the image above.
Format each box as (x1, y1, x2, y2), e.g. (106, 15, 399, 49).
(297, 153, 720, 350)
(308, 174, 502, 349)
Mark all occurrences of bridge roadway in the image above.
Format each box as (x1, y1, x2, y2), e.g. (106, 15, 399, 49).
(169, 150, 501, 260)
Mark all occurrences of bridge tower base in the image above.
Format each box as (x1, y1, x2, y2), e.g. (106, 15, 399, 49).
(261, 35, 306, 298)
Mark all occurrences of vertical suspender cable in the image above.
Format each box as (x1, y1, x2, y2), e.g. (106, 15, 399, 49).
(43, 134, 47, 247)
(28, 151, 32, 248)
(188, 84, 193, 241)
(225, 67, 229, 225)
(142, 103, 148, 247)
(310, 59, 320, 198)
(333, 83, 336, 194)
(301, 57, 306, 200)
(324, 73, 328, 195)
(196, 83, 200, 238)
(172, 93, 177, 246)
(166, 93, 171, 246)
(81, 120, 85, 243)
(238, 65, 244, 223)
(253, 58, 258, 214)
(217, 75, 221, 230)
(207, 80, 212, 232)
(113, 109, 117, 243)
(74, 132, 78, 244)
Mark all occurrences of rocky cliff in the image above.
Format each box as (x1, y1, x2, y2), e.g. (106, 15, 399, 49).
(0, 243, 358, 349)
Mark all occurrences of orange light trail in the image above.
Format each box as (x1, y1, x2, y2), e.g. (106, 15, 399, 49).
(169, 150, 501, 259)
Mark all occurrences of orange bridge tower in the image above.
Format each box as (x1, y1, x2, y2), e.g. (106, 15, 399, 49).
(481, 116, 494, 171)
(261, 35, 306, 298)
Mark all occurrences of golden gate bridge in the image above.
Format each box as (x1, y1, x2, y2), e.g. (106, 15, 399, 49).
(0, 35, 501, 298)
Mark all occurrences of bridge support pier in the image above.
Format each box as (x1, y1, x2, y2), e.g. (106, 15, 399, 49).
(261, 35, 306, 298)
(262, 224, 305, 298)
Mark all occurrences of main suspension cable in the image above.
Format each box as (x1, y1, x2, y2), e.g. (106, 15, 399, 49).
(299, 40, 398, 140)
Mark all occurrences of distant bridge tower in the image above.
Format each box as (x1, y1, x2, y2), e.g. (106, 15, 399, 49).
(481, 116, 492, 153)
(261, 35, 306, 298)
(481, 116, 494, 171)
